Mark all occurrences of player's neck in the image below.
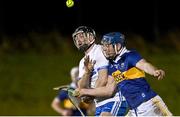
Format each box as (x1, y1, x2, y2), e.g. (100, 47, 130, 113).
(85, 43, 95, 55)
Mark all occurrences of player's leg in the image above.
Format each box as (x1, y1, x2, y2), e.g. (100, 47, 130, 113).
(136, 95, 172, 116)
(151, 95, 172, 116)
(129, 95, 172, 116)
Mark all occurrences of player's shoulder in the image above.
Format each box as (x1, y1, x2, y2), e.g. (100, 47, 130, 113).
(92, 44, 105, 56)
(94, 44, 101, 48)
(88, 44, 101, 53)
(94, 44, 102, 51)
(59, 90, 68, 96)
(79, 57, 84, 63)
(120, 49, 141, 61)
(125, 49, 143, 63)
(87, 44, 105, 59)
(126, 49, 141, 56)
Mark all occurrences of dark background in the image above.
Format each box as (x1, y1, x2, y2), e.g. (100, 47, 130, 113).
(2, 0, 180, 40)
(1, 0, 180, 115)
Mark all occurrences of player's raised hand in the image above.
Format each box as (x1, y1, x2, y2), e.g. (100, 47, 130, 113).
(84, 55, 96, 73)
(153, 69, 165, 80)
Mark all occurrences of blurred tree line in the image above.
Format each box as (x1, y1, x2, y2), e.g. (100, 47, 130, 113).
(0, 28, 180, 55)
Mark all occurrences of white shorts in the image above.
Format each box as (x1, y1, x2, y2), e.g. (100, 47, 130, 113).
(126, 95, 172, 116)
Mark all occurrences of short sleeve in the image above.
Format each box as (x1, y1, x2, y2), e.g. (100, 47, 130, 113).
(93, 46, 109, 71)
(128, 51, 143, 66)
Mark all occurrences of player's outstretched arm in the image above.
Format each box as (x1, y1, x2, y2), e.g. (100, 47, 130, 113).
(136, 59, 165, 80)
(75, 76, 116, 98)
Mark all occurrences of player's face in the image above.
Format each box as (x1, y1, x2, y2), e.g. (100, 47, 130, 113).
(101, 44, 116, 59)
(73, 32, 90, 52)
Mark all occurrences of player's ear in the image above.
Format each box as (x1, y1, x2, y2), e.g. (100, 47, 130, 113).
(116, 43, 122, 51)
(89, 33, 94, 42)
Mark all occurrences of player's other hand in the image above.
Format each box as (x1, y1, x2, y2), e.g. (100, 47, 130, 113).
(153, 69, 165, 80)
(84, 55, 96, 73)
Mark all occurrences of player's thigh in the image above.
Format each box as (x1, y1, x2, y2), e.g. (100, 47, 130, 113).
(151, 95, 172, 116)
(132, 95, 172, 116)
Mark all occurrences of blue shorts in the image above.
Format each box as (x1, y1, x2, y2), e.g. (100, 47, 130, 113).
(95, 101, 128, 116)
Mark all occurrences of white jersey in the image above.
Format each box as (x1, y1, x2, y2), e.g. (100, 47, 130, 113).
(78, 44, 122, 106)
(78, 44, 109, 88)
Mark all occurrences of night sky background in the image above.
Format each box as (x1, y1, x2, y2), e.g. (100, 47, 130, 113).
(2, 0, 180, 40)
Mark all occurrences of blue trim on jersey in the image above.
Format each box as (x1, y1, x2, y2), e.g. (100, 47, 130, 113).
(95, 101, 127, 116)
(112, 102, 119, 115)
(116, 101, 128, 116)
(112, 102, 121, 115)
(91, 65, 108, 76)
(97, 65, 108, 71)
(92, 70, 96, 76)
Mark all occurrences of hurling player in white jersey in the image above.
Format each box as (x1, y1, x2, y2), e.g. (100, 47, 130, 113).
(72, 26, 128, 116)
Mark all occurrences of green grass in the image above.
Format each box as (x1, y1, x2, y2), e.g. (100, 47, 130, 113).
(0, 52, 82, 115)
(0, 51, 179, 115)
(145, 53, 180, 115)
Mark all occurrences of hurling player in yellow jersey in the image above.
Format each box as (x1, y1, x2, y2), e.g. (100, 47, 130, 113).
(75, 32, 172, 116)
(51, 66, 91, 116)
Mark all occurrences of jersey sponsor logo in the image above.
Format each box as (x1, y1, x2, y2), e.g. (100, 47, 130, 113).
(112, 70, 126, 83)
(112, 67, 145, 83)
